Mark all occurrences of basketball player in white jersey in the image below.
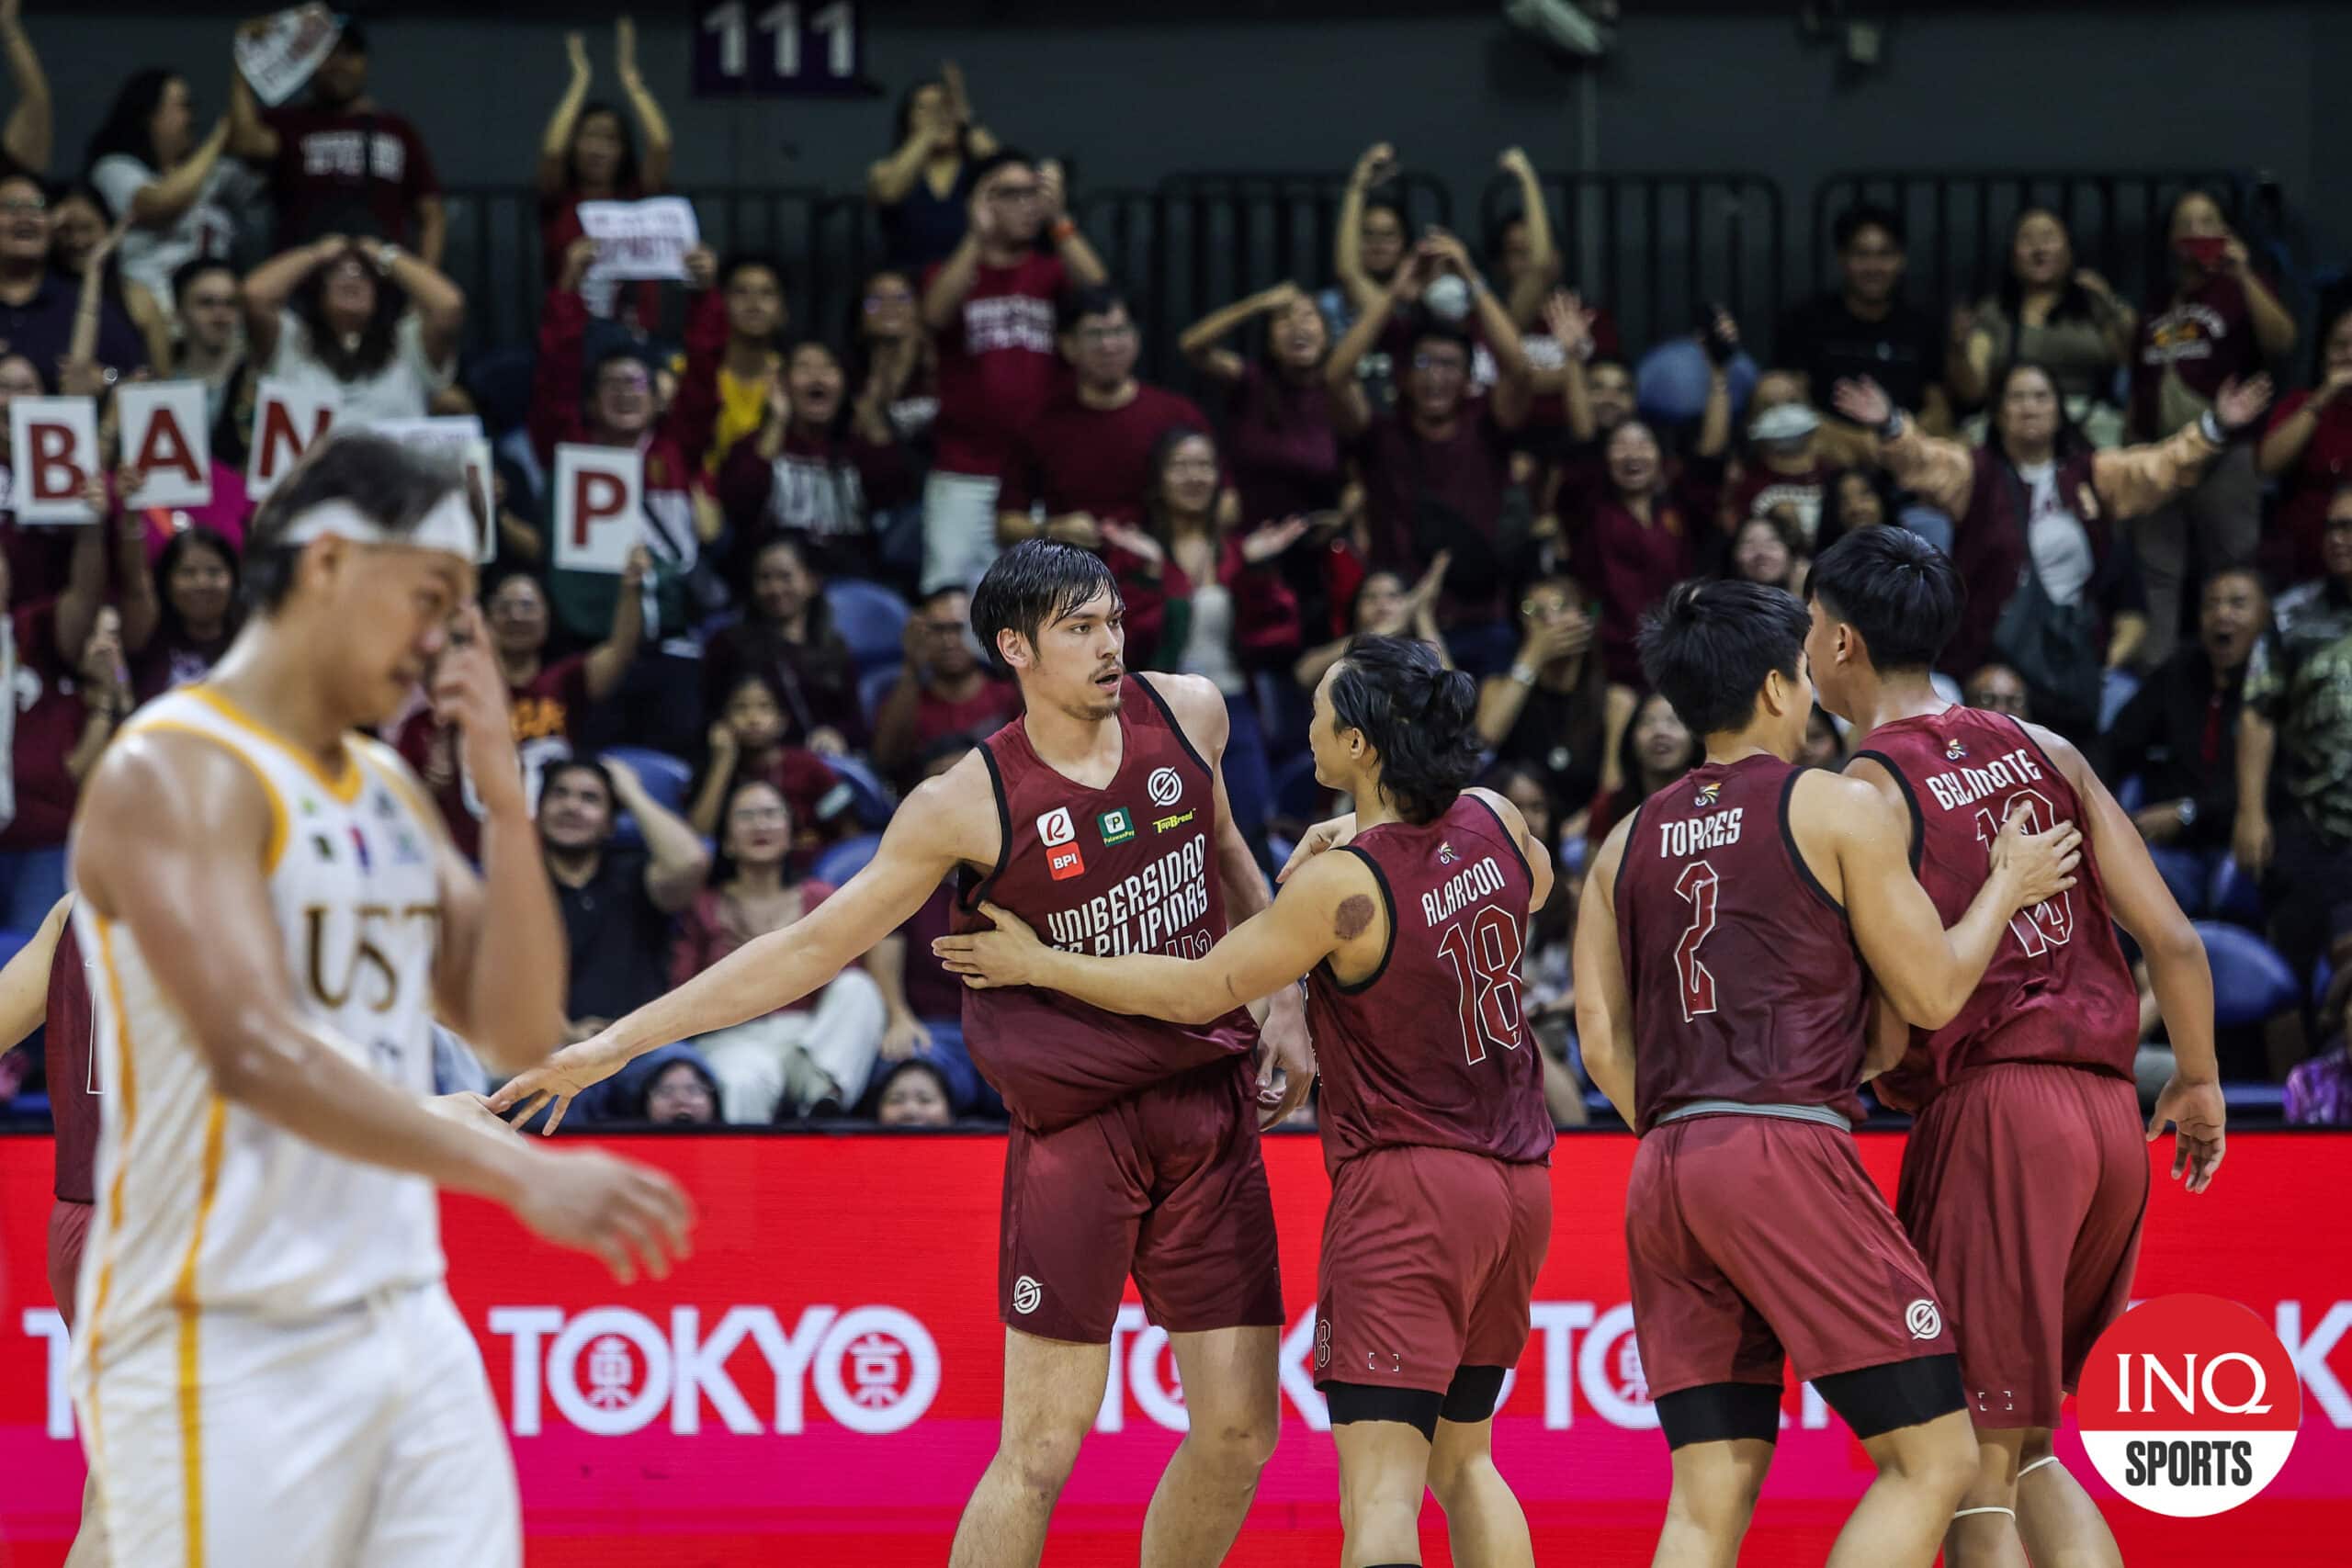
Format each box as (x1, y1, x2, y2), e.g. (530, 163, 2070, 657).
(65, 433, 694, 1568)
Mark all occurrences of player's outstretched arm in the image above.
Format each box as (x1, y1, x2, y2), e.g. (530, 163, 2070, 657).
(1145, 671, 1318, 1122)
(1571, 817, 1637, 1124)
(73, 731, 692, 1282)
(1806, 770, 2081, 1030)
(491, 763, 986, 1131)
(2028, 723, 2223, 1191)
(934, 848, 1369, 1028)
(0, 892, 69, 1050)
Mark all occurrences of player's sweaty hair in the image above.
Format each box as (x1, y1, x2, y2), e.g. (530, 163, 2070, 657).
(1636, 578, 1810, 739)
(1328, 632, 1481, 826)
(242, 432, 471, 615)
(1807, 524, 1966, 674)
(969, 538, 1123, 673)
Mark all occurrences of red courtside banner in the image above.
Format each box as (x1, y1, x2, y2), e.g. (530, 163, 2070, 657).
(1, 1131, 2346, 1565)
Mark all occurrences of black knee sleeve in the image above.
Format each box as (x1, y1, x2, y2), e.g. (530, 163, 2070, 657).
(1440, 1364, 1508, 1425)
(1812, 1353, 1966, 1439)
(1655, 1382, 1782, 1450)
(1322, 1380, 1442, 1443)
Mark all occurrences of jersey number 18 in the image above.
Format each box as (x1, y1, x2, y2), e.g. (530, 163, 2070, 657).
(1436, 906, 1525, 1066)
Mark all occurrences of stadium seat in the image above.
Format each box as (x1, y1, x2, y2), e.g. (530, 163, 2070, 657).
(1634, 337, 1758, 424)
(2195, 921, 2301, 1028)
(2205, 856, 2264, 928)
(2317, 960, 2336, 1010)
(2223, 1081, 2289, 1117)
(602, 747, 692, 813)
(825, 754, 896, 829)
(2116, 774, 2145, 813)
(859, 664, 902, 728)
(601, 746, 694, 852)
(1271, 752, 1319, 821)
(812, 833, 885, 886)
(826, 580, 911, 671)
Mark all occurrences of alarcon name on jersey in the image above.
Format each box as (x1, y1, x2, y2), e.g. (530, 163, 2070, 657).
(1042, 835, 1213, 956)
(1423, 855, 1510, 928)
(1920, 744, 2047, 813)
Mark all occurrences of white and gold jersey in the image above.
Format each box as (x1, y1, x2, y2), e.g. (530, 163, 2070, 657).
(72, 686, 449, 1346)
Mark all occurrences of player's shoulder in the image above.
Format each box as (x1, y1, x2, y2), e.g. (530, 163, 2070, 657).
(1136, 671, 1227, 743)
(1280, 831, 1380, 908)
(897, 751, 1004, 847)
(1789, 763, 1900, 840)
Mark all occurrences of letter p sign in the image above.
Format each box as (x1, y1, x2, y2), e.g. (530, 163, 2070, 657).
(552, 444, 644, 575)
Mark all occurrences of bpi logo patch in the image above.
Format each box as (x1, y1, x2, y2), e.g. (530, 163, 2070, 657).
(2078, 1293, 2301, 1517)
(1905, 1298, 1942, 1340)
(1147, 767, 1183, 807)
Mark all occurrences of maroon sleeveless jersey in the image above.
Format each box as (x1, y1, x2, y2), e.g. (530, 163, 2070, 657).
(1303, 794, 1555, 1179)
(1854, 707, 2140, 1111)
(45, 914, 97, 1205)
(1613, 753, 1870, 1134)
(957, 676, 1255, 1130)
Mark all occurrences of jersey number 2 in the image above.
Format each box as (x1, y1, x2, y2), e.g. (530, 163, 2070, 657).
(1973, 790, 2075, 956)
(1673, 861, 1720, 1021)
(1436, 907, 1525, 1066)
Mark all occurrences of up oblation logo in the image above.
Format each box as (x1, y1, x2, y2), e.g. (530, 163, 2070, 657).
(2079, 1293, 2301, 1517)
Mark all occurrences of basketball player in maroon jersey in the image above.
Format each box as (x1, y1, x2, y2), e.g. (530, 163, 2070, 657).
(1806, 523, 2224, 1568)
(1573, 581, 2083, 1568)
(0, 893, 104, 1565)
(936, 632, 1555, 1568)
(493, 540, 1317, 1568)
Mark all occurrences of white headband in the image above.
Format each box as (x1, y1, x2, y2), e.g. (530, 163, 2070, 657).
(277, 494, 480, 559)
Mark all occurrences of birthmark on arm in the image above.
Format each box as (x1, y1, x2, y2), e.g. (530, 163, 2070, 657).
(1334, 893, 1375, 942)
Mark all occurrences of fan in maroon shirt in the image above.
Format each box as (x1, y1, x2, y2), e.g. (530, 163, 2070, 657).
(934, 634, 1555, 1567)
(871, 585, 1022, 781)
(996, 288, 1216, 536)
(1806, 525, 2226, 1567)
(240, 23, 445, 260)
(1325, 230, 1538, 652)
(1577, 579, 2082, 1568)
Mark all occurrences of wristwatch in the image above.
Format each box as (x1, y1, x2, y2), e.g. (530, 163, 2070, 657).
(2177, 798, 2199, 829)
(1508, 661, 1539, 687)
(372, 243, 402, 277)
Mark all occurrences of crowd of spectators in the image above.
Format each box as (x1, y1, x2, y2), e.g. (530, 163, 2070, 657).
(0, 13, 2347, 1131)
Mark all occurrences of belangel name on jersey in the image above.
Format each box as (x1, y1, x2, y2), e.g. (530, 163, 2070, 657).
(1041, 835, 1213, 956)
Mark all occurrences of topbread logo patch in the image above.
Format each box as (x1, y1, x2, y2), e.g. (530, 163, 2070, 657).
(2078, 1293, 2301, 1517)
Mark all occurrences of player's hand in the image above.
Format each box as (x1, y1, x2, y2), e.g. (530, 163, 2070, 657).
(1278, 813, 1358, 881)
(1254, 997, 1317, 1130)
(1831, 376, 1894, 430)
(427, 1091, 519, 1138)
(931, 900, 1046, 989)
(1984, 799, 2080, 912)
(2147, 1073, 2226, 1193)
(512, 1145, 695, 1285)
(487, 1031, 636, 1134)
(432, 604, 526, 819)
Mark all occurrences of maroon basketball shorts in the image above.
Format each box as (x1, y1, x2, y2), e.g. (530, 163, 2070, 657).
(998, 1058, 1285, 1344)
(49, 1199, 93, 1333)
(1312, 1145, 1551, 1397)
(1897, 1062, 2148, 1429)
(1626, 1113, 1955, 1404)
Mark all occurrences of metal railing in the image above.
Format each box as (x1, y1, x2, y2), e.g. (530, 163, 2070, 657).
(436, 167, 2264, 384)
(1484, 170, 1782, 349)
(1810, 170, 2245, 314)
